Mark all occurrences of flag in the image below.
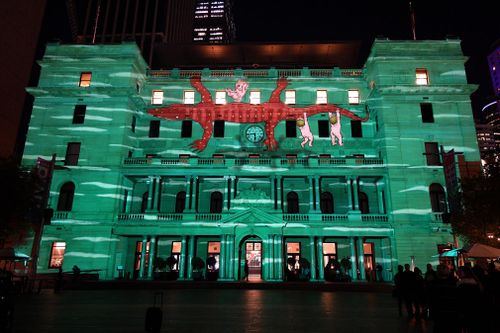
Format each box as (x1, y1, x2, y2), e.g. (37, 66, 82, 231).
(409, 2, 416, 40)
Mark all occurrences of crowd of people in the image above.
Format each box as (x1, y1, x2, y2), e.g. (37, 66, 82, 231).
(393, 262, 500, 332)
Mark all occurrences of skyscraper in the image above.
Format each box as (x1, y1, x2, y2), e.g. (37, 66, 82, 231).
(192, 0, 235, 43)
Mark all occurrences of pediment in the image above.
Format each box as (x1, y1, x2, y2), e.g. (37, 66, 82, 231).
(218, 207, 284, 225)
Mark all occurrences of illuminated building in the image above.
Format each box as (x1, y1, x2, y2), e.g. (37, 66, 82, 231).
(192, 0, 235, 43)
(21, 39, 480, 282)
(488, 41, 500, 97)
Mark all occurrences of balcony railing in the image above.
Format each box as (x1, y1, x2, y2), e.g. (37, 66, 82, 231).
(123, 157, 384, 169)
(116, 212, 389, 224)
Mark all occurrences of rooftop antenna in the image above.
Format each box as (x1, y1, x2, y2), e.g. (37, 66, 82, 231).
(409, 2, 416, 40)
(92, 0, 102, 44)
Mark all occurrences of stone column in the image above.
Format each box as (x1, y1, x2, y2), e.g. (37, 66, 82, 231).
(219, 234, 226, 279)
(185, 176, 193, 212)
(270, 176, 276, 209)
(227, 234, 235, 280)
(274, 234, 283, 281)
(357, 237, 366, 281)
(179, 236, 188, 279)
(147, 236, 157, 279)
(147, 177, 155, 211)
(317, 238, 324, 280)
(350, 237, 357, 281)
(309, 236, 317, 280)
(223, 176, 229, 212)
(314, 176, 321, 212)
(377, 182, 385, 214)
(278, 176, 284, 212)
(346, 177, 353, 211)
(308, 176, 315, 213)
(187, 236, 195, 280)
(352, 177, 360, 211)
(139, 236, 148, 279)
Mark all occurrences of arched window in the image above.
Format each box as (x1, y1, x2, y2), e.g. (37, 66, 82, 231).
(287, 191, 299, 214)
(141, 191, 148, 213)
(57, 182, 75, 211)
(429, 183, 446, 212)
(320, 192, 334, 214)
(175, 191, 186, 213)
(359, 192, 369, 214)
(210, 191, 223, 213)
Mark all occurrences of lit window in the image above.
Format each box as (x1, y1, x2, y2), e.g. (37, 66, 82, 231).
(323, 242, 337, 268)
(79, 72, 92, 87)
(215, 91, 226, 104)
(348, 90, 360, 104)
(250, 91, 260, 104)
(416, 68, 429, 85)
(49, 242, 66, 268)
(151, 90, 164, 105)
(184, 90, 195, 104)
(316, 90, 327, 104)
(285, 90, 296, 104)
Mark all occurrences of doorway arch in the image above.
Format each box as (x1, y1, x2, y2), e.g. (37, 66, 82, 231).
(238, 235, 263, 281)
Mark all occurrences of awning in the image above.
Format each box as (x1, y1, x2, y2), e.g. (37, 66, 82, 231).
(0, 248, 31, 261)
(432, 248, 463, 258)
(465, 243, 500, 258)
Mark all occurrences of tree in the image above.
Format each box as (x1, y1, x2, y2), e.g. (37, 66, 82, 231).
(0, 158, 37, 246)
(451, 162, 500, 247)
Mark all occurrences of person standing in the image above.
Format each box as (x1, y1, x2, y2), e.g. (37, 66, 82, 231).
(393, 265, 404, 316)
(244, 260, 249, 281)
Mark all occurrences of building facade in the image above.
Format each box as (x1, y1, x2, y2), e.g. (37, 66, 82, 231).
(21, 39, 480, 282)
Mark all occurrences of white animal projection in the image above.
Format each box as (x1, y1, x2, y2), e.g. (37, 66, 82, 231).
(329, 111, 343, 145)
(226, 80, 249, 102)
(297, 112, 314, 148)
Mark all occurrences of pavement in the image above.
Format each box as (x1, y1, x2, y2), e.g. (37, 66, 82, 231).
(10, 280, 434, 333)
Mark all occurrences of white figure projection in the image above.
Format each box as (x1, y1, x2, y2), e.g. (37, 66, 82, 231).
(226, 80, 249, 102)
(329, 110, 343, 146)
(297, 112, 314, 148)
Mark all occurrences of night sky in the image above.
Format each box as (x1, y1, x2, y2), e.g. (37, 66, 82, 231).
(233, 0, 500, 118)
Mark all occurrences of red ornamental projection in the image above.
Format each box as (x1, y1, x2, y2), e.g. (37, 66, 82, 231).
(148, 77, 369, 152)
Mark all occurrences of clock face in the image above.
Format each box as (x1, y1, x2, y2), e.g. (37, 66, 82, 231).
(245, 126, 264, 143)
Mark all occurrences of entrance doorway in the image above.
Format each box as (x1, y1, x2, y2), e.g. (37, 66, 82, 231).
(245, 242, 262, 281)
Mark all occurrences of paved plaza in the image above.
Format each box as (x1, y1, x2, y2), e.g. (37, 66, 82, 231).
(11, 284, 432, 333)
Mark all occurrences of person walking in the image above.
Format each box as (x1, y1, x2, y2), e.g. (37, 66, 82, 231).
(244, 260, 249, 281)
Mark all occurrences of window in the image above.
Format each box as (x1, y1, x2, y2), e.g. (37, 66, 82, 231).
(425, 142, 440, 166)
(207, 241, 220, 271)
(171, 241, 182, 271)
(320, 192, 334, 214)
(57, 182, 75, 211)
(215, 91, 226, 104)
(318, 120, 329, 137)
(65, 142, 81, 166)
(149, 120, 160, 138)
(420, 103, 434, 123)
(122, 190, 129, 213)
(287, 191, 299, 214)
(181, 120, 193, 138)
(141, 192, 148, 213)
(359, 192, 369, 214)
(323, 242, 337, 269)
(348, 90, 360, 104)
(316, 90, 327, 104)
(286, 242, 300, 271)
(72, 105, 86, 124)
(151, 90, 164, 105)
(184, 90, 195, 104)
(79, 72, 91, 87)
(49, 242, 66, 268)
(175, 191, 186, 213)
(210, 191, 223, 213)
(429, 183, 446, 212)
(285, 90, 296, 104)
(351, 120, 362, 138)
(286, 120, 296, 138)
(131, 116, 136, 133)
(213, 120, 225, 137)
(416, 68, 429, 85)
(250, 91, 260, 104)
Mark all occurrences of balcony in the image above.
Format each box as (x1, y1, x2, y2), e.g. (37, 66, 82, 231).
(117, 212, 389, 224)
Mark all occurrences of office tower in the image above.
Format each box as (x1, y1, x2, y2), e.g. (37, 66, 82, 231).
(192, 0, 235, 43)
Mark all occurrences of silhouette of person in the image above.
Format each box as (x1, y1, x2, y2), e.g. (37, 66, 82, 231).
(244, 260, 249, 281)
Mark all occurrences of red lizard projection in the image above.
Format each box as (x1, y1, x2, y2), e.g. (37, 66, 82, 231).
(149, 77, 369, 152)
